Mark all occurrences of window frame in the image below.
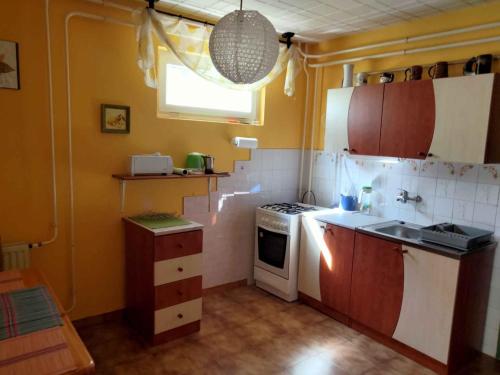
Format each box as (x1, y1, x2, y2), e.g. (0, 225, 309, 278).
(157, 48, 262, 125)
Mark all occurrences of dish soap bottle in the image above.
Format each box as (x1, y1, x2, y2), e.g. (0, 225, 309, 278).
(358, 186, 373, 214)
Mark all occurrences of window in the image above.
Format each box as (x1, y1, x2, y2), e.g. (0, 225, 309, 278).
(158, 50, 261, 124)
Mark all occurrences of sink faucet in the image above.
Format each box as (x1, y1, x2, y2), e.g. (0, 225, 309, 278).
(396, 189, 422, 204)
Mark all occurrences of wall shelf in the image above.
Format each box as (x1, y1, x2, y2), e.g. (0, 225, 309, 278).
(112, 172, 230, 180)
(112, 172, 231, 212)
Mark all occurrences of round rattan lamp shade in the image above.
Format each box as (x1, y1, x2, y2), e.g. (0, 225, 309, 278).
(209, 10, 279, 84)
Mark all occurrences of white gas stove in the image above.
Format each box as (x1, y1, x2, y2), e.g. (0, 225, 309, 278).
(254, 203, 326, 301)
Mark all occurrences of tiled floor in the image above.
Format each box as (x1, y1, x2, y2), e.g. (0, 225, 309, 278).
(77, 286, 499, 374)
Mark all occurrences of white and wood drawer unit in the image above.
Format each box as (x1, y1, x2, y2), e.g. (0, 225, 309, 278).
(123, 218, 203, 345)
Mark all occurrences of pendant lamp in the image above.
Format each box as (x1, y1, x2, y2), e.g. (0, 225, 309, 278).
(209, 0, 279, 84)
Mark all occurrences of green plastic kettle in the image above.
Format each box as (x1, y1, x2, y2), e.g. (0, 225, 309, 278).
(185, 152, 205, 170)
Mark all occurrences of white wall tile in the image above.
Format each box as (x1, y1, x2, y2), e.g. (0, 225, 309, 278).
(454, 181, 477, 201)
(478, 165, 500, 185)
(436, 178, 456, 198)
(184, 148, 301, 289)
(453, 200, 475, 221)
(476, 184, 500, 206)
(419, 160, 438, 178)
(455, 163, 479, 182)
(473, 203, 497, 226)
(437, 162, 456, 180)
(434, 197, 454, 218)
(417, 176, 437, 196)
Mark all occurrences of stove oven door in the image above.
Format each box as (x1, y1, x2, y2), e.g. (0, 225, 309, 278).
(255, 225, 290, 279)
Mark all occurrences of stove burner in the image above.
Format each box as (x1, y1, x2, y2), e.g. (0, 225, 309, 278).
(260, 203, 318, 215)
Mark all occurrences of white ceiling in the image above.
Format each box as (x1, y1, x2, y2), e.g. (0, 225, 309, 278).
(157, 0, 494, 41)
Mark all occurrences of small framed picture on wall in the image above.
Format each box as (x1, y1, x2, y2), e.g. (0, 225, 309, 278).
(0, 40, 20, 90)
(101, 104, 130, 134)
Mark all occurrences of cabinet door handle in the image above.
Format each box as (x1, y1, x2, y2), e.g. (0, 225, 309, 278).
(350, 148, 357, 153)
(320, 225, 333, 235)
(418, 152, 434, 158)
(177, 313, 183, 319)
(343, 148, 348, 152)
(177, 267, 184, 272)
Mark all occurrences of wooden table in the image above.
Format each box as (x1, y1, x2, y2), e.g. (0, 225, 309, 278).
(0, 269, 95, 374)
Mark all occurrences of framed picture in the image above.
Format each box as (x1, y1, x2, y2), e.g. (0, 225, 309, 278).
(0, 40, 20, 90)
(101, 104, 130, 134)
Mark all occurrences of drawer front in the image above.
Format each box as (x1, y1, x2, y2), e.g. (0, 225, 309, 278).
(154, 298, 202, 334)
(155, 276, 202, 310)
(154, 254, 202, 286)
(155, 230, 202, 261)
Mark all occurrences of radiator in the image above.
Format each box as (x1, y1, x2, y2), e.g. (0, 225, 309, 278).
(1, 243, 31, 271)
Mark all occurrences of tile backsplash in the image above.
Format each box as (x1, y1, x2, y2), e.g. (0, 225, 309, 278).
(306, 151, 500, 357)
(183, 149, 300, 290)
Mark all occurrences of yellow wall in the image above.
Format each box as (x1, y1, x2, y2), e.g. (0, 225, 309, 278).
(307, 1, 500, 150)
(0, 0, 306, 319)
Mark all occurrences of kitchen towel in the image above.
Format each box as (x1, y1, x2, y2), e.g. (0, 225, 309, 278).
(0, 286, 62, 340)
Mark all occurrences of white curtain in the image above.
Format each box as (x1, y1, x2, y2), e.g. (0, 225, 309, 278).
(134, 8, 302, 96)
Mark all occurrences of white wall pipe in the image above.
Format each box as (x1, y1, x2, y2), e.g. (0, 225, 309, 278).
(84, 0, 135, 12)
(300, 22, 500, 59)
(298, 54, 309, 200)
(308, 34, 500, 68)
(62, 10, 134, 313)
(306, 68, 320, 204)
(3, 0, 61, 249)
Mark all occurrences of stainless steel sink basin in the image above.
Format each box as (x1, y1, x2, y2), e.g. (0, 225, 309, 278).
(374, 223, 422, 240)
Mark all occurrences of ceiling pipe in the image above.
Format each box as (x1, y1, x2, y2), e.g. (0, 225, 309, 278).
(308, 35, 500, 69)
(299, 21, 500, 59)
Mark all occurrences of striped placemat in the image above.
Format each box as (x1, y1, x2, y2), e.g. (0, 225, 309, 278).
(0, 286, 62, 341)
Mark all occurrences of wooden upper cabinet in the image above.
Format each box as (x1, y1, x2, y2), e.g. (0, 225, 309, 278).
(325, 88, 354, 153)
(430, 74, 496, 163)
(320, 224, 355, 317)
(380, 80, 435, 159)
(484, 74, 500, 163)
(350, 233, 404, 337)
(348, 85, 384, 156)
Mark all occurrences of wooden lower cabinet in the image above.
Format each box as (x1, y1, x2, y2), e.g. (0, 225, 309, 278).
(350, 233, 404, 337)
(298, 221, 496, 374)
(393, 245, 459, 364)
(124, 219, 203, 345)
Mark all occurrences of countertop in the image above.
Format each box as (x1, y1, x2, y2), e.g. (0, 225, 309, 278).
(312, 210, 390, 230)
(309, 211, 496, 260)
(123, 217, 203, 236)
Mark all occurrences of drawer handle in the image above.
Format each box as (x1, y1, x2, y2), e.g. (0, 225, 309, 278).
(177, 313, 183, 319)
(177, 290, 183, 296)
(177, 243, 184, 249)
(177, 267, 184, 272)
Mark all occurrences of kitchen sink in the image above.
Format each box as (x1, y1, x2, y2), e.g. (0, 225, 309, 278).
(374, 223, 422, 240)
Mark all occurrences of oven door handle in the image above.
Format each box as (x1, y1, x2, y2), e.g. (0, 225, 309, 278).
(257, 224, 289, 236)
